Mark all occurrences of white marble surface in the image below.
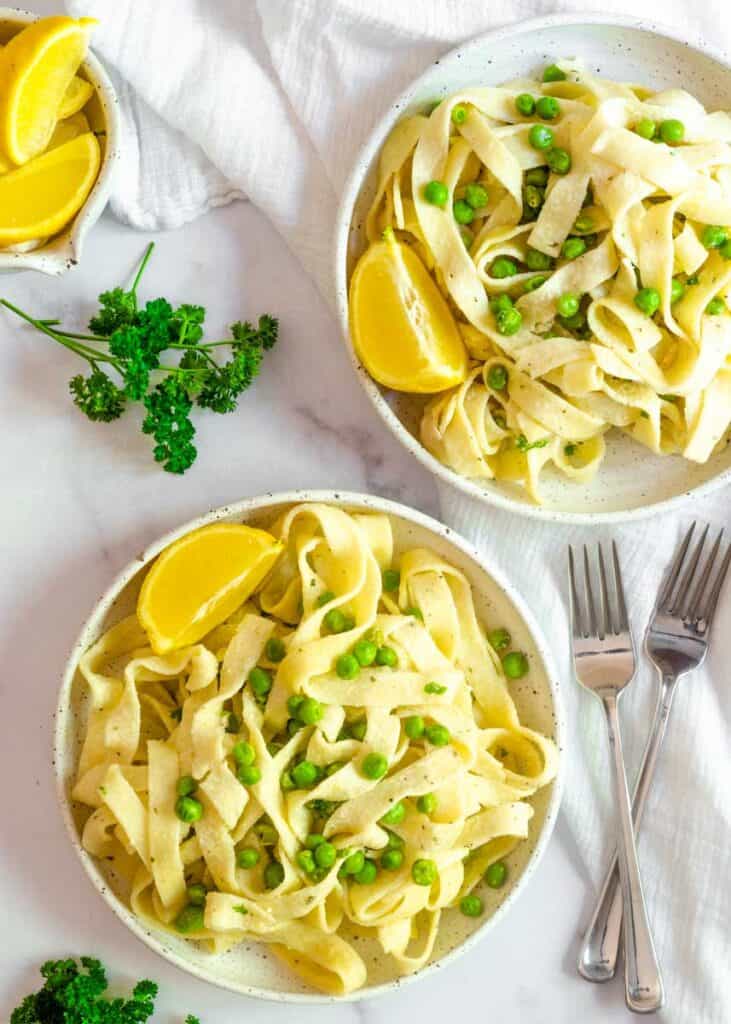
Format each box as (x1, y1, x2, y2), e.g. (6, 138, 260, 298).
(0, 198, 642, 1024)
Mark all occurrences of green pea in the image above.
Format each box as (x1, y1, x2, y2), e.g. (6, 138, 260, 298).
(670, 278, 685, 304)
(524, 274, 548, 293)
(341, 850, 365, 875)
(280, 770, 295, 791)
(297, 697, 324, 726)
(634, 287, 661, 316)
(451, 104, 467, 125)
(687, 274, 700, 286)
(659, 119, 684, 144)
(314, 842, 337, 869)
(350, 718, 367, 741)
(707, 297, 726, 315)
(546, 147, 571, 175)
(425, 723, 450, 747)
(176, 775, 197, 798)
(175, 905, 204, 933)
(634, 118, 656, 140)
(233, 741, 256, 767)
(404, 715, 425, 740)
(496, 307, 523, 336)
(561, 237, 586, 261)
(175, 796, 203, 824)
(292, 760, 320, 787)
(720, 239, 731, 260)
(459, 225, 474, 248)
(324, 609, 347, 633)
(490, 293, 514, 313)
(296, 849, 316, 873)
(556, 292, 580, 318)
(487, 364, 508, 391)
(523, 184, 544, 211)
(543, 64, 566, 82)
(253, 822, 277, 845)
(317, 590, 335, 607)
(491, 256, 518, 279)
(305, 833, 325, 849)
(412, 858, 438, 886)
(287, 694, 305, 716)
(187, 883, 207, 906)
(225, 712, 241, 735)
(266, 637, 286, 663)
(264, 861, 285, 890)
(380, 801, 406, 826)
(417, 792, 437, 815)
(460, 894, 484, 917)
(424, 681, 447, 694)
(382, 568, 400, 591)
(525, 247, 553, 270)
(354, 859, 378, 884)
(381, 848, 404, 871)
(502, 651, 529, 679)
(353, 639, 378, 667)
(485, 861, 508, 888)
(424, 180, 449, 207)
(237, 764, 262, 786)
(561, 310, 587, 332)
(236, 847, 260, 869)
(515, 93, 535, 116)
(248, 666, 272, 698)
(488, 628, 511, 651)
(465, 182, 489, 209)
(529, 124, 554, 150)
(362, 752, 388, 779)
(525, 167, 549, 187)
(336, 653, 360, 680)
(702, 225, 727, 249)
(536, 96, 559, 120)
(573, 214, 594, 234)
(375, 644, 398, 667)
(453, 199, 475, 225)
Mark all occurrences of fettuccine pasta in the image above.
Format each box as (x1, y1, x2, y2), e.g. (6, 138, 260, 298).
(71, 504, 557, 995)
(358, 60, 731, 503)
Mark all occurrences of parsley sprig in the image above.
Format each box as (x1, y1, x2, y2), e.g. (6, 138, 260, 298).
(1, 244, 278, 474)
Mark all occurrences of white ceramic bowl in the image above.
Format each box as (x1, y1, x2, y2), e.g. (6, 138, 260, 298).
(0, 7, 121, 275)
(54, 490, 564, 1003)
(335, 15, 731, 523)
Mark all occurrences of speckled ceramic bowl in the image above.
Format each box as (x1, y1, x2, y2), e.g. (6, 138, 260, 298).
(54, 490, 564, 1003)
(335, 14, 731, 522)
(0, 7, 121, 275)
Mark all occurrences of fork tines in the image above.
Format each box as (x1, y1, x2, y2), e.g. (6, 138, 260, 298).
(569, 542, 630, 640)
(657, 521, 731, 631)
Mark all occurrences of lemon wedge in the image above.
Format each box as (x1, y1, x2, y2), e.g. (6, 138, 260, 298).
(0, 132, 100, 246)
(349, 235, 468, 393)
(0, 16, 96, 165)
(58, 75, 94, 119)
(137, 523, 284, 654)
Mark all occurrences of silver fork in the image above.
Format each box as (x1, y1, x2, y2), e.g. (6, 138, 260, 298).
(578, 524, 730, 989)
(568, 543, 663, 1014)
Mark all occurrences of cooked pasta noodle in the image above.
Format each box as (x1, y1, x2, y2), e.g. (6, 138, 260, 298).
(72, 503, 557, 994)
(360, 61, 731, 502)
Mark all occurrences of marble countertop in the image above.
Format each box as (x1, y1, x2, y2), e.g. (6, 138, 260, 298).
(0, 200, 637, 1023)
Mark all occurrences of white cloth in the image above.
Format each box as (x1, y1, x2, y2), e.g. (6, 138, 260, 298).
(65, 2, 731, 1020)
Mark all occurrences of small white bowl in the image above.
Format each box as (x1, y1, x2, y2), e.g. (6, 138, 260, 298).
(335, 15, 731, 523)
(54, 490, 564, 1003)
(0, 7, 121, 275)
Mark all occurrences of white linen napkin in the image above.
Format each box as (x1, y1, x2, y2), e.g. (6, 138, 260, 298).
(65, 2, 731, 1020)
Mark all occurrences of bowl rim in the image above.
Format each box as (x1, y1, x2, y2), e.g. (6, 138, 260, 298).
(334, 12, 731, 525)
(53, 488, 565, 1004)
(0, 6, 122, 274)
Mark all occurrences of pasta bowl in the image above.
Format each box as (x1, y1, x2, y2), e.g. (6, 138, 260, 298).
(54, 490, 563, 1003)
(335, 14, 731, 522)
(0, 7, 121, 276)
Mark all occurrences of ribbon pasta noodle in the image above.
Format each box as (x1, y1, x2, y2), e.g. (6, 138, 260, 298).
(360, 61, 731, 503)
(71, 504, 557, 995)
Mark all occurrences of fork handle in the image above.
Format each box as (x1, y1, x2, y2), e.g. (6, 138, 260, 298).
(578, 679, 675, 986)
(601, 693, 664, 1013)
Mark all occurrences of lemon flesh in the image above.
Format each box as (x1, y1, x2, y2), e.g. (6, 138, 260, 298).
(137, 523, 284, 654)
(0, 132, 100, 245)
(58, 75, 94, 119)
(0, 16, 96, 165)
(349, 238, 468, 393)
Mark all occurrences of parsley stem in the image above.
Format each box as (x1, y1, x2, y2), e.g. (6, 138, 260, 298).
(131, 242, 155, 301)
(0, 299, 120, 365)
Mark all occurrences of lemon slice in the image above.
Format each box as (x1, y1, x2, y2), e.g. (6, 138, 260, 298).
(137, 523, 284, 654)
(0, 16, 96, 165)
(0, 132, 100, 246)
(349, 235, 469, 393)
(58, 75, 94, 119)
